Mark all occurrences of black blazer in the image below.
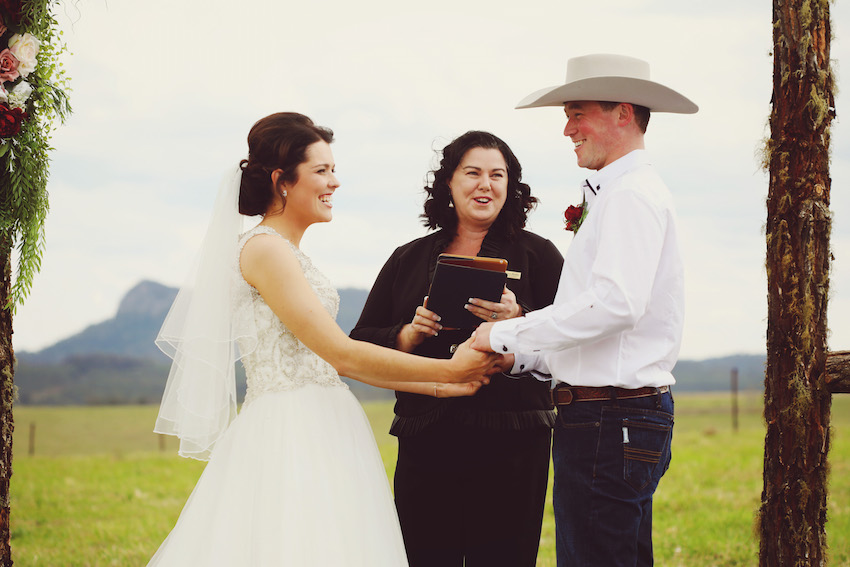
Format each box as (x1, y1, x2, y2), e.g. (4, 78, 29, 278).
(350, 229, 564, 436)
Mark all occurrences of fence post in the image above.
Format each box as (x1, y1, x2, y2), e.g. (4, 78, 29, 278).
(28, 422, 35, 456)
(731, 367, 739, 433)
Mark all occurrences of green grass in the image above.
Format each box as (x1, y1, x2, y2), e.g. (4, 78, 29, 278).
(9, 393, 850, 566)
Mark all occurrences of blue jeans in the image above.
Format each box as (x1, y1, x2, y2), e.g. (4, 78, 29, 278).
(552, 390, 674, 567)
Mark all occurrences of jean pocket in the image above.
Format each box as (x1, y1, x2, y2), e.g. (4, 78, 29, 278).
(621, 418, 672, 491)
(556, 404, 601, 429)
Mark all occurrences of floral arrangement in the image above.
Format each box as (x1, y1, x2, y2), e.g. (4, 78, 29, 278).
(0, 32, 38, 136)
(0, 0, 48, 141)
(564, 202, 587, 233)
(0, 0, 70, 310)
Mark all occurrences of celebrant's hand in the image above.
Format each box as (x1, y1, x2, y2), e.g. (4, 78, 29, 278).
(465, 286, 521, 322)
(397, 296, 442, 353)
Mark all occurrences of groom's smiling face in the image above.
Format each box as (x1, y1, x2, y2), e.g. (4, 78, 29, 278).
(562, 101, 622, 171)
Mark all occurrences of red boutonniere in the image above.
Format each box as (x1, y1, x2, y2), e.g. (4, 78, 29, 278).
(564, 203, 587, 233)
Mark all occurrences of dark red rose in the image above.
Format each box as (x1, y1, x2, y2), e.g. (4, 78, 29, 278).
(0, 0, 22, 25)
(564, 204, 584, 232)
(0, 103, 26, 137)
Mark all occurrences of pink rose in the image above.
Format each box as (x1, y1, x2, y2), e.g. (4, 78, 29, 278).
(0, 48, 19, 82)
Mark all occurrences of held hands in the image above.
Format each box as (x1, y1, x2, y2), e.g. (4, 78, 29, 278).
(469, 323, 514, 372)
(449, 336, 502, 383)
(464, 286, 521, 322)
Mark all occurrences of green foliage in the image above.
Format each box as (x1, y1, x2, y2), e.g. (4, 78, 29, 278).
(0, 0, 71, 311)
(8, 395, 850, 566)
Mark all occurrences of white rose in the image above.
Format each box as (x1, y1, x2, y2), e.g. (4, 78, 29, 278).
(8, 33, 40, 77)
(8, 81, 31, 108)
(0, 83, 8, 104)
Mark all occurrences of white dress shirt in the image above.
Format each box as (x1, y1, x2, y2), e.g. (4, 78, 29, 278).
(489, 149, 684, 388)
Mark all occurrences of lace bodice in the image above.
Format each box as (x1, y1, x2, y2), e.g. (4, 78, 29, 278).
(235, 226, 348, 406)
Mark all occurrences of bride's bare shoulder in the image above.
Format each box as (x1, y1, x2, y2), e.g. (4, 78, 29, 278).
(240, 231, 300, 285)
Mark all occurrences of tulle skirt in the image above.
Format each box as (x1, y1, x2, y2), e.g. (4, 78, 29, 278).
(148, 384, 409, 566)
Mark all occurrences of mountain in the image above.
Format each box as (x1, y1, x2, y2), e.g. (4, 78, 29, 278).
(15, 281, 385, 404)
(23, 282, 370, 365)
(14, 280, 766, 405)
(672, 354, 766, 392)
(26, 281, 177, 364)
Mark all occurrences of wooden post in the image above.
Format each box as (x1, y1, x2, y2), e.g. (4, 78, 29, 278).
(826, 350, 850, 393)
(0, 241, 14, 567)
(760, 0, 834, 564)
(731, 368, 739, 433)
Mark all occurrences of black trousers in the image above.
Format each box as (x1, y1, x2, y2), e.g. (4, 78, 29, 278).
(394, 421, 552, 567)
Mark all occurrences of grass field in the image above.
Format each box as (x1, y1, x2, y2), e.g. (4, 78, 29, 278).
(8, 393, 850, 566)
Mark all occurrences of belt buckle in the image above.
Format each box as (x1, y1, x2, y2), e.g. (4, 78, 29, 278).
(552, 385, 574, 406)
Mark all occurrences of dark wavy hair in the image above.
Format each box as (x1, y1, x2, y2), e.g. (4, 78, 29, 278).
(421, 131, 537, 239)
(239, 112, 335, 216)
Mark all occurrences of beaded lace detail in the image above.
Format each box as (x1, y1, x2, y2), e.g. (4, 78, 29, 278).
(235, 226, 347, 406)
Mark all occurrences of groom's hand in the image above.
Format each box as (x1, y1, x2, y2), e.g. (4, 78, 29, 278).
(470, 322, 496, 352)
(494, 353, 515, 374)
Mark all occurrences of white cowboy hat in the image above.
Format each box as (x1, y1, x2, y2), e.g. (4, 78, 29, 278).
(516, 53, 698, 114)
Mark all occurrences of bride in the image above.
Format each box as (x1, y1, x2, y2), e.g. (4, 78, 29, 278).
(147, 112, 497, 566)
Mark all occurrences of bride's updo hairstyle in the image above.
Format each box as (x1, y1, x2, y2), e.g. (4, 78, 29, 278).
(239, 112, 334, 216)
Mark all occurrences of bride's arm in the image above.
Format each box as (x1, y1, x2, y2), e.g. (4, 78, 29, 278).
(240, 234, 495, 387)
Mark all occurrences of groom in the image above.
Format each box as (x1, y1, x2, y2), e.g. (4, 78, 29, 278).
(471, 54, 697, 566)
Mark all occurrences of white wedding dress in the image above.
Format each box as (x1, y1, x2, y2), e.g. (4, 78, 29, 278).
(148, 226, 409, 566)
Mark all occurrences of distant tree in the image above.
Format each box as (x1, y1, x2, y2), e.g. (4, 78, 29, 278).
(0, 0, 69, 564)
(759, 0, 834, 564)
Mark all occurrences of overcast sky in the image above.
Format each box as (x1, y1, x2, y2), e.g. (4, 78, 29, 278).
(10, 0, 850, 361)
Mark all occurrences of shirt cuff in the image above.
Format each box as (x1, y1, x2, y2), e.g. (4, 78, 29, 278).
(509, 352, 533, 375)
(489, 317, 522, 354)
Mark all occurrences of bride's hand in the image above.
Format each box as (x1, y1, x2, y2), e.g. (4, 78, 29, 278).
(435, 381, 485, 398)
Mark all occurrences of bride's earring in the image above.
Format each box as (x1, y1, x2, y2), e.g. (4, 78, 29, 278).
(282, 190, 288, 197)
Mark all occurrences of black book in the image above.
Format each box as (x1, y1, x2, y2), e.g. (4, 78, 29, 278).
(426, 254, 508, 329)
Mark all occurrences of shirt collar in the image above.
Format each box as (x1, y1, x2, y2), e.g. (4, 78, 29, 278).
(581, 149, 650, 203)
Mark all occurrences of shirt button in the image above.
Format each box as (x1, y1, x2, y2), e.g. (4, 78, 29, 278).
(520, 364, 525, 371)
(502, 346, 508, 352)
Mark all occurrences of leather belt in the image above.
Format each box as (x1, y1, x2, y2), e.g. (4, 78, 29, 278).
(551, 384, 670, 406)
